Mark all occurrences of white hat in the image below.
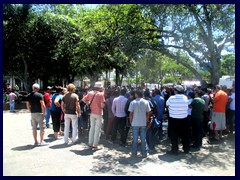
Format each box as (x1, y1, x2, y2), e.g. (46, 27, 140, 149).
(94, 82, 103, 88)
(32, 83, 40, 89)
(174, 85, 184, 92)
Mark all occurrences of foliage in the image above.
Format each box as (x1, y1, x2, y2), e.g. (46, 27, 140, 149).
(3, 4, 235, 89)
(221, 54, 235, 76)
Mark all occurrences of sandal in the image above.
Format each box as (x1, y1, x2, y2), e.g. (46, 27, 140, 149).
(92, 146, 103, 150)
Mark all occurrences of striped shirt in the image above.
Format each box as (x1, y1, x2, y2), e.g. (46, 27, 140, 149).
(166, 94, 188, 119)
(112, 95, 128, 117)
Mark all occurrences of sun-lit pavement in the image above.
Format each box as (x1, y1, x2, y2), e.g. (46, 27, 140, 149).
(3, 109, 235, 176)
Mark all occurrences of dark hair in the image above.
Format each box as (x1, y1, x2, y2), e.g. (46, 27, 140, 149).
(135, 90, 143, 97)
(188, 92, 195, 99)
(120, 88, 127, 96)
(144, 90, 150, 97)
(155, 89, 161, 95)
(56, 87, 63, 93)
(130, 91, 135, 97)
(195, 90, 203, 97)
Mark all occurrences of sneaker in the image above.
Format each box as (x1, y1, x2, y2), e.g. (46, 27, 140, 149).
(92, 146, 103, 150)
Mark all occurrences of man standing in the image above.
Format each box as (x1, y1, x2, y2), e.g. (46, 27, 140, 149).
(82, 82, 105, 150)
(166, 85, 189, 155)
(111, 88, 128, 146)
(153, 89, 165, 140)
(44, 86, 52, 128)
(210, 85, 228, 140)
(128, 90, 151, 158)
(50, 87, 63, 140)
(189, 90, 205, 150)
(61, 83, 80, 144)
(8, 89, 17, 113)
(26, 83, 46, 145)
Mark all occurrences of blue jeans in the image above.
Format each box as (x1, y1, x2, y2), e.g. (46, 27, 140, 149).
(131, 126, 147, 157)
(10, 100, 15, 112)
(146, 127, 157, 150)
(45, 107, 51, 126)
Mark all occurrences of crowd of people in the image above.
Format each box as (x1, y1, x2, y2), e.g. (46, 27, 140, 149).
(6, 81, 235, 157)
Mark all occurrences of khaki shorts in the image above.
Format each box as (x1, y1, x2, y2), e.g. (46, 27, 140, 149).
(31, 113, 46, 131)
(210, 112, 226, 131)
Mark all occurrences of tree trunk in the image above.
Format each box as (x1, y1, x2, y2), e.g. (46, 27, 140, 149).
(115, 68, 120, 86)
(210, 57, 221, 86)
(23, 59, 31, 92)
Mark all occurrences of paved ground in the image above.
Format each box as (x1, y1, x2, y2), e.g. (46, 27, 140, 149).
(3, 109, 235, 176)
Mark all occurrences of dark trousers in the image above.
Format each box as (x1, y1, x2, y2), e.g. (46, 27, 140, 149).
(203, 111, 210, 135)
(227, 110, 235, 133)
(169, 117, 190, 153)
(50, 110, 61, 133)
(111, 116, 127, 144)
(191, 117, 203, 147)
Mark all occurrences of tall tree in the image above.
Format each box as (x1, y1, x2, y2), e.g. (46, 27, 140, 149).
(139, 4, 235, 85)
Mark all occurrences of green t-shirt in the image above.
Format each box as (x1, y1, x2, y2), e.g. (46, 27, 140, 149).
(190, 97, 205, 119)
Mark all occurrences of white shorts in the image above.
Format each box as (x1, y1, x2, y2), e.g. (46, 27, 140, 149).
(210, 112, 226, 131)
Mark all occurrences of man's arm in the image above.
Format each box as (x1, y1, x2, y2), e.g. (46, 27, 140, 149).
(40, 100, 45, 115)
(26, 101, 31, 112)
(129, 111, 133, 124)
(76, 98, 80, 117)
(61, 101, 65, 114)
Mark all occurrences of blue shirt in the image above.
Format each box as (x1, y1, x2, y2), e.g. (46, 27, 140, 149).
(50, 93, 63, 112)
(153, 95, 165, 120)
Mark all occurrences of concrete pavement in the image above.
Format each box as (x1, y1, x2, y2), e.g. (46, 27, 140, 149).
(3, 109, 235, 176)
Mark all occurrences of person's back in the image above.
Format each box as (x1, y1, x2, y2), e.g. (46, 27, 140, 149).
(26, 83, 46, 145)
(28, 92, 43, 113)
(214, 90, 228, 112)
(128, 90, 151, 157)
(130, 97, 150, 127)
(166, 85, 190, 155)
(191, 97, 205, 119)
(167, 94, 188, 119)
(153, 90, 165, 120)
(63, 93, 78, 114)
(61, 84, 80, 144)
(82, 82, 105, 150)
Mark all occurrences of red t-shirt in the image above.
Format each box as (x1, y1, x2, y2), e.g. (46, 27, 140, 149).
(44, 93, 52, 107)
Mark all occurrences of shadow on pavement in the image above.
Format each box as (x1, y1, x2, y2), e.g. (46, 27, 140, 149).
(49, 143, 71, 149)
(157, 134, 235, 169)
(90, 153, 141, 175)
(11, 144, 36, 151)
(70, 148, 94, 156)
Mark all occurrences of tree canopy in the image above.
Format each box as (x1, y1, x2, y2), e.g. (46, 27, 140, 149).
(3, 4, 235, 89)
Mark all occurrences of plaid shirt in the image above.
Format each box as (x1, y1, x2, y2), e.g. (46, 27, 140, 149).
(83, 90, 105, 115)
